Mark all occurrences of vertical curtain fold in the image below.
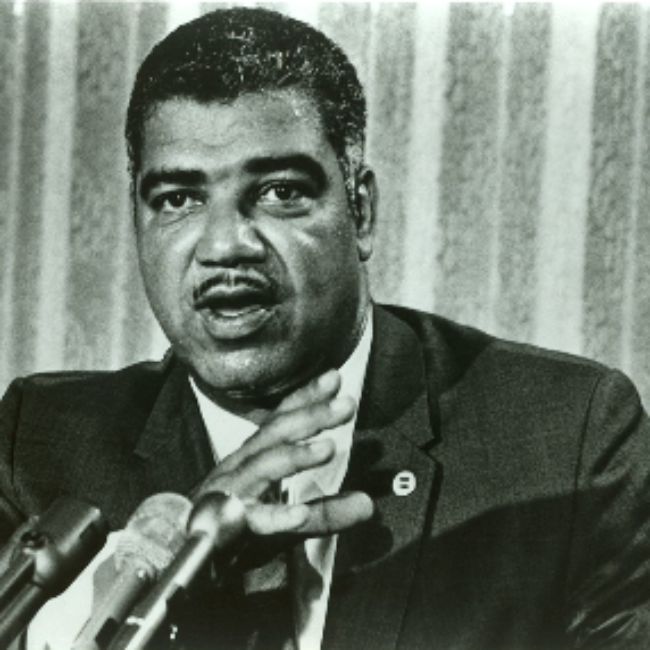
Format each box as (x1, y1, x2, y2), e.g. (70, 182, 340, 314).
(3, 2, 650, 410)
(496, 4, 550, 345)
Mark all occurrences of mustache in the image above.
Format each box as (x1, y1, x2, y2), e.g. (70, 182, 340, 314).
(192, 269, 277, 304)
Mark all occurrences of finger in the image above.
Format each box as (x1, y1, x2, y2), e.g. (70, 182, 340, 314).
(224, 491, 374, 537)
(226, 438, 336, 498)
(190, 374, 352, 502)
(195, 437, 335, 499)
(217, 395, 356, 473)
(245, 502, 311, 535)
(294, 492, 374, 536)
(275, 369, 341, 414)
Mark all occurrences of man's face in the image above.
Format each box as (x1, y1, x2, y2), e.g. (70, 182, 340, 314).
(134, 91, 374, 403)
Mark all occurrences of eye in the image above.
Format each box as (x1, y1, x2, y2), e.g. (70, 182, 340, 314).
(258, 182, 307, 204)
(150, 190, 205, 213)
(254, 181, 316, 219)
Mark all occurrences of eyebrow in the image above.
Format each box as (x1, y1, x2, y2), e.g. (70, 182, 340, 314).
(139, 169, 208, 201)
(244, 154, 328, 188)
(138, 154, 329, 201)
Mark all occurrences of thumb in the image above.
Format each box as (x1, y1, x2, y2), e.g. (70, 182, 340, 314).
(295, 492, 374, 536)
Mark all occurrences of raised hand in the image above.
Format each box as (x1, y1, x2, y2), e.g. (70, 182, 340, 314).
(192, 369, 374, 538)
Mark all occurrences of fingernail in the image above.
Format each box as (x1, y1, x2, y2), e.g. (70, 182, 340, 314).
(288, 504, 309, 528)
(330, 395, 355, 416)
(309, 440, 333, 456)
(318, 370, 340, 392)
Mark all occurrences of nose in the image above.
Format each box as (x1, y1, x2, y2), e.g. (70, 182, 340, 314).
(195, 206, 266, 267)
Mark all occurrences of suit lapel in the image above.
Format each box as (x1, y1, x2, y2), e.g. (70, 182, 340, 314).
(323, 307, 441, 650)
(133, 358, 216, 497)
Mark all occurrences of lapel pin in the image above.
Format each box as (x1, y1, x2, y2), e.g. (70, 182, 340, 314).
(393, 470, 416, 496)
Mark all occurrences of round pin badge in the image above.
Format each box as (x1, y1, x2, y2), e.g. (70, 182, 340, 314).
(393, 470, 416, 496)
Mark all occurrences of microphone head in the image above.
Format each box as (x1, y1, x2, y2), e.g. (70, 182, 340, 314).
(115, 493, 192, 578)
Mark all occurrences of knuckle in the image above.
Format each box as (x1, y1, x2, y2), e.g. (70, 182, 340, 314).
(238, 456, 270, 486)
(300, 400, 335, 430)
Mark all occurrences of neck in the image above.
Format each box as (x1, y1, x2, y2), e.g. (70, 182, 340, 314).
(190, 378, 278, 425)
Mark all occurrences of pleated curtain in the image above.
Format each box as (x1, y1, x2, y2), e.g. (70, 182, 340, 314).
(2, 2, 650, 407)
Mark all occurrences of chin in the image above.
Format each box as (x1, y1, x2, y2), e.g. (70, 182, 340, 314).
(192, 357, 276, 391)
(193, 354, 321, 404)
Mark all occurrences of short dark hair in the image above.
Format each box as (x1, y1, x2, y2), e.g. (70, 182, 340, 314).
(125, 7, 367, 199)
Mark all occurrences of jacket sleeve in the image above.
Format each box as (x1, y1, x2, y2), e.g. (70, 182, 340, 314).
(0, 379, 31, 547)
(566, 369, 650, 648)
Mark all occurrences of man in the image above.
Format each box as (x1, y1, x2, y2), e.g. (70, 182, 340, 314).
(1, 7, 649, 650)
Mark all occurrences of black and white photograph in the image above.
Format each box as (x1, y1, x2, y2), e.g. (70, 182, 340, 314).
(1, 1, 649, 648)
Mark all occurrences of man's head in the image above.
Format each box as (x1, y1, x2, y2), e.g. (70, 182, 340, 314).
(126, 7, 366, 207)
(127, 8, 377, 415)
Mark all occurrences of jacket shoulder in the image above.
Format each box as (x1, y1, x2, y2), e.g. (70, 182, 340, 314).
(3, 357, 172, 422)
(0, 357, 178, 528)
(380, 303, 610, 391)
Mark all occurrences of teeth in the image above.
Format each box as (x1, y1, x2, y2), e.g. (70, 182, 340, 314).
(211, 305, 260, 318)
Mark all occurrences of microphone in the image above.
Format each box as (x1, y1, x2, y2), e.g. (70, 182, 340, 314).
(73, 493, 192, 650)
(0, 496, 108, 648)
(0, 517, 40, 576)
(107, 491, 247, 650)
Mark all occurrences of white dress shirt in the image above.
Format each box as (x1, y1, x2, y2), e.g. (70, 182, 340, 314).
(191, 313, 373, 650)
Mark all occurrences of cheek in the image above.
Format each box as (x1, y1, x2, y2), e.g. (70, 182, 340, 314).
(288, 222, 360, 295)
(137, 231, 191, 312)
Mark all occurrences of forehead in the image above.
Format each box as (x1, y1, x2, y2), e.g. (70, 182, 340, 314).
(139, 90, 336, 173)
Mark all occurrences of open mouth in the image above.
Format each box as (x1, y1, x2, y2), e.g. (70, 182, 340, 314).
(194, 284, 276, 338)
(196, 287, 274, 315)
(203, 292, 270, 317)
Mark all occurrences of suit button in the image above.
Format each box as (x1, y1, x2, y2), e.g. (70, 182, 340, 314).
(393, 470, 416, 496)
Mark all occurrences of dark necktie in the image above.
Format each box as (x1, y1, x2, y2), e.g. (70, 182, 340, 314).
(136, 549, 295, 650)
(237, 479, 297, 650)
(241, 549, 296, 650)
(160, 482, 298, 650)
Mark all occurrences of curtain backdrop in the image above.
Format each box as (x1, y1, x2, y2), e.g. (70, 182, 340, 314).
(3, 1, 650, 407)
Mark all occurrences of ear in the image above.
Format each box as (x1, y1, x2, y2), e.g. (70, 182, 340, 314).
(353, 167, 377, 262)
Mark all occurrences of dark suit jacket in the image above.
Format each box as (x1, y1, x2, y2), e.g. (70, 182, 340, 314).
(1, 305, 649, 649)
